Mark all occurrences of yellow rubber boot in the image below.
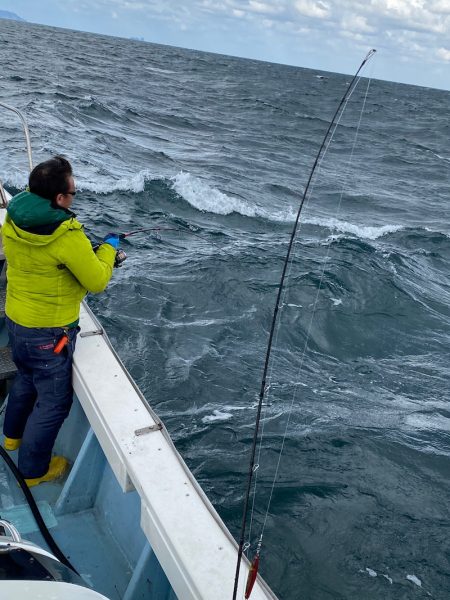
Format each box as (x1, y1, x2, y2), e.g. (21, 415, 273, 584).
(4, 437, 21, 451)
(24, 456, 69, 488)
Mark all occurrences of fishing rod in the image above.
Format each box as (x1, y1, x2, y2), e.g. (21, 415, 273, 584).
(92, 224, 225, 265)
(232, 49, 377, 600)
(119, 225, 225, 252)
(103, 224, 226, 249)
(118, 226, 179, 239)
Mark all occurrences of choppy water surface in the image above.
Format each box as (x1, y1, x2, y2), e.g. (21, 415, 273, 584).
(1, 18, 449, 599)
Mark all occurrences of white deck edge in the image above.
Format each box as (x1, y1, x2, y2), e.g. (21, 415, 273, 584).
(74, 304, 278, 600)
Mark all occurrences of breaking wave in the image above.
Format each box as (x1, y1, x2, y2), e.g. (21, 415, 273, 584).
(0, 166, 407, 241)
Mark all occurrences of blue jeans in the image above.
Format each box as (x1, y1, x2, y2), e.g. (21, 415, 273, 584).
(3, 317, 79, 478)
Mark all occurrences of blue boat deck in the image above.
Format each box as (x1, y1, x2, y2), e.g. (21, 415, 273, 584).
(0, 397, 176, 600)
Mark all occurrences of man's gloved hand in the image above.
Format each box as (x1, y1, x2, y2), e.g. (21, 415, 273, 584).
(102, 233, 120, 250)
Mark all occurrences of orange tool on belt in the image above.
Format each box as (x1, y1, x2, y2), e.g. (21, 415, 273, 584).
(53, 333, 69, 354)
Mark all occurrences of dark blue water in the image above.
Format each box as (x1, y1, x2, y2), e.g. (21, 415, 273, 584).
(1, 18, 449, 600)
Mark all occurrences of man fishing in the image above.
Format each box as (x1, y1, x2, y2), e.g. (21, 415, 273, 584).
(1, 155, 120, 486)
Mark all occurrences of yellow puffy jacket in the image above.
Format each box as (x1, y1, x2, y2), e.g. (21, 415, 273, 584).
(1, 192, 116, 328)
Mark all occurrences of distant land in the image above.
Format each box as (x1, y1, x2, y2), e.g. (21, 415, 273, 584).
(0, 10, 25, 21)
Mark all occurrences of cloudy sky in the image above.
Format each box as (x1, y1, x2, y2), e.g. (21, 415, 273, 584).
(2, 0, 450, 90)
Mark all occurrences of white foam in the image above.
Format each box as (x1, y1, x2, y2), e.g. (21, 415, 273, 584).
(171, 171, 258, 217)
(145, 66, 176, 75)
(432, 151, 450, 163)
(330, 298, 342, 306)
(304, 216, 404, 240)
(0, 166, 155, 196)
(171, 173, 405, 238)
(201, 410, 233, 424)
(362, 568, 393, 584)
(170, 171, 297, 221)
(0, 169, 28, 189)
(78, 169, 154, 194)
(406, 574, 422, 587)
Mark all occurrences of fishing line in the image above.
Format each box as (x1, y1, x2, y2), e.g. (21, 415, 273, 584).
(245, 73, 366, 555)
(246, 76, 373, 600)
(244, 74, 371, 600)
(232, 49, 376, 600)
(258, 73, 374, 549)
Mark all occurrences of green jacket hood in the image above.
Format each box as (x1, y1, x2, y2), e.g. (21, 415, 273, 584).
(2, 214, 84, 247)
(7, 190, 73, 228)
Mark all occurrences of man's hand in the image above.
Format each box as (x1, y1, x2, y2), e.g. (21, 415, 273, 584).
(102, 233, 120, 250)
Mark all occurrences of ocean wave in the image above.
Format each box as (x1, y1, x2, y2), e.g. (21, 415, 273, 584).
(171, 171, 258, 217)
(144, 66, 176, 75)
(77, 169, 154, 194)
(201, 410, 233, 424)
(170, 171, 297, 221)
(0, 166, 405, 242)
(169, 173, 406, 240)
(432, 151, 450, 163)
(0, 164, 424, 245)
(304, 216, 404, 240)
(0, 169, 27, 190)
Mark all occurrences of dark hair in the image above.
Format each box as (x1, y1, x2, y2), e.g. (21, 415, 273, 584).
(28, 155, 73, 202)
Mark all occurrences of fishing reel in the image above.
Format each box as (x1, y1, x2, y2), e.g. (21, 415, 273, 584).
(114, 249, 127, 268)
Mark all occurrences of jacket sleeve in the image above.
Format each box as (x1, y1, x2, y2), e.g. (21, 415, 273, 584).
(59, 229, 116, 294)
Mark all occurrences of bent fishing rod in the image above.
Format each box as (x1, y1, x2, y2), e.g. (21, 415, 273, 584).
(92, 225, 225, 261)
(232, 49, 376, 600)
(118, 226, 179, 239)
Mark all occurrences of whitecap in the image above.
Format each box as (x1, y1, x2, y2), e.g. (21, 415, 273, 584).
(431, 151, 450, 163)
(78, 169, 154, 194)
(171, 171, 258, 217)
(201, 410, 233, 424)
(169, 174, 405, 239)
(303, 216, 404, 240)
(170, 171, 298, 221)
(406, 574, 422, 587)
(0, 169, 28, 190)
(145, 66, 176, 75)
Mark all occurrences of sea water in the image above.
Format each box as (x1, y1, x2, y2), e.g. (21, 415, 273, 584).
(0, 18, 449, 599)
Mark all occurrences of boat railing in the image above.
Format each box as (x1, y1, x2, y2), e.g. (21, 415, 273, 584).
(0, 519, 22, 543)
(0, 101, 33, 208)
(0, 183, 7, 209)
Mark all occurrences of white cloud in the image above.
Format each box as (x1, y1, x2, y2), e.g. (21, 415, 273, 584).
(122, 1, 148, 9)
(248, 1, 282, 14)
(341, 30, 365, 41)
(436, 46, 450, 60)
(341, 14, 375, 33)
(294, 0, 330, 18)
(429, 0, 450, 14)
(367, 0, 449, 33)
